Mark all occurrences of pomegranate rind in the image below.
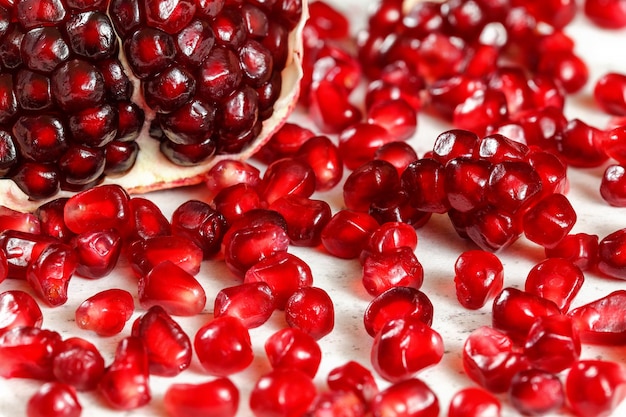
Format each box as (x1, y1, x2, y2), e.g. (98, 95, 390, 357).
(2, 1, 308, 212)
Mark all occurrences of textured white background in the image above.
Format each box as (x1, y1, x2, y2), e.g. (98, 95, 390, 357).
(2, 1, 626, 416)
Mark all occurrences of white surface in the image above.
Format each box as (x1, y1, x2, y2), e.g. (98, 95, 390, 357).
(2, 1, 626, 416)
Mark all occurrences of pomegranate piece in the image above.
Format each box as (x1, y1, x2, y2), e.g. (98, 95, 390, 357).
(26, 242, 77, 307)
(486, 160, 543, 214)
(27, 382, 82, 417)
(128, 197, 171, 240)
(214, 281, 276, 328)
(259, 157, 316, 205)
(454, 249, 504, 310)
(139, 260, 206, 316)
(35, 198, 74, 243)
(52, 337, 105, 391)
(567, 290, 626, 344)
(361, 247, 424, 297)
(447, 387, 501, 417)
(265, 327, 322, 378)
(75, 288, 134, 337)
(255, 122, 314, 164)
(164, 377, 239, 417)
(453, 88, 509, 136)
(171, 200, 227, 258)
(343, 160, 401, 213)
(444, 157, 491, 213)
(71, 229, 122, 279)
(214, 183, 263, 225)
(294, 134, 344, 191)
(269, 195, 332, 247)
(558, 118, 608, 168)
(362, 221, 418, 260)
(284, 286, 334, 340)
(594, 72, 626, 116)
(309, 78, 362, 134)
(401, 158, 450, 214)
(63, 184, 130, 234)
(0, 205, 40, 234)
(597, 228, 626, 279)
(0, 290, 42, 335)
(566, 360, 626, 417)
(98, 336, 151, 410)
(464, 205, 520, 252)
(601, 164, 626, 207)
(526, 149, 569, 196)
(327, 360, 379, 403)
(249, 368, 317, 417)
(523, 315, 581, 373)
(374, 141, 419, 176)
(0, 326, 62, 380)
(307, 0, 349, 40)
(194, 316, 253, 376)
(544, 232, 599, 271)
(367, 99, 417, 141)
(463, 326, 531, 393)
(0, 230, 58, 279)
(321, 210, 379, 259)
(364, 286, 433, 338)
(371, 318, 444, 382)
(584, 0, 626, 28)
(524, 257, 584, 312)
(492, 287, 562, 342)
(128, 235, 204, 277)
(509, 368, 565, 416)
(370, 378, 439, 417)
(522, 193, 576, 248)
(338, 123, 396, 171)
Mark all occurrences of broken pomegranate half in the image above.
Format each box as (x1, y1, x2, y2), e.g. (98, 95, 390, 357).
(0, 0, 306, 211)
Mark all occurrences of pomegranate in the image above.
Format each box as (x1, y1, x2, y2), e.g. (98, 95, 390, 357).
(0, 0, 306, 211)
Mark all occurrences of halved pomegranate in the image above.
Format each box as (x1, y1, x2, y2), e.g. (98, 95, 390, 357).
(0, 0, 306, 211)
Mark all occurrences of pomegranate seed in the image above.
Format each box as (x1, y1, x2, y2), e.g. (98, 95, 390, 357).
(522, 193, 576, 247)
(309, 79, 362, 134)
(0, 205, 40, 234)
(566, 360, 626, 417)
(597, 228, 626, 279)
(604, 125, 626, 164)
(27, 382, 81, 417)
(52, 337, 105, 391)
(454, 249, 504, 310)
(453, 88, 509, 136)
(594, 72, 626, 116)
(63, 184, 130, 234)
(568, 290, 626, 344)
(214, 183, 263, 225)
(305, 390, 367, 417)
(343, 160, 401, 213)
(444, 157, 491, 213)
(487, 160, 543, 214)
(307, 1, 349, 40)
(601, 164, 626, 206)
(268, 195, 332, 247)
(244, 251, 313, 309)
(558, 118, 608, 168)
(171, 200, 227, 258)
(0, 326, 62, 380)
(448, 387, 501, 417)
(371, 317, 444, 382)
(194, 316, 253, 376)
(401, 158, 450, 214)
(256, 122, 314, 163)
(139, 260, 207, 316)
(0, 290, 42, 334)
(128, 235, 204, 277)
(98, 336, 151, 410)
(374, 141, 419, 176)
(361, 247, 424, 297)
(294, 135, 344, 191)
(249, 368, 317, 417)
(544, 232, 599, 271)
(369, 187, 432, 227)
(327, 360, 379, 403)
(523, 314, 580, 373)
(164, 378, 239, 417)
(35, 198, 73, 243)
(26, 242, 77, 307)
(321, 210, 379, 259)
(524, 257, 584, 312)
(128, 197, 171, 240)
(463, 326, 531, 393)
(338, 123, 395, 171)
(465, 205, 520, 252)
(362, 221, 418, 261)
(214, 281, 276, 328)
(369, 378, 440, 417)
(526, 149, 569, 195)
(205, 159, 262, 198)
(259, 157, 316, 205)
(584, 0, 626, 29)
(367, 99, 417, 141)
(509, 368, 565, 415)
(75, 288, 134, 337)
(284, 286, 334, 340)
(71, 229, 122, 279)
(265, 327, 321, 378)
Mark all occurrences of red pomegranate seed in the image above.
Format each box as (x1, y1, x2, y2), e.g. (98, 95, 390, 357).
(268, 195, 332, 247)
(487, 160, 543, 214)
(568, 290, 626, 344)
(294, 135, 344, 191)
(365, 78, 423, 114)
(343, 159, 401, 213)
(444, 157, 491, 213)
(164, 377, 239, 417)
(362, 221, 418, 261)
(597, 228, 626, 279)
(453, 88, 509, 136)
(524, 257, 584, 312)
(127, 197, 171, 240)
(454, 249, 504, 310)
(71, 229, 122, 279)
(0, 230, 58, 279)
(306, 1, 349, 40)
(265, 327, 321, 378)
(603, 125, 626, 165)
(369, 378, 440, 417)
(194, 316, 253, 376)
(523, 314, 580, 373)
(284, 286, 334, 340)
(371, 317, 444, 382)
(366, 99, 417, 141)
(0, 326, 62, 380)
(26, 242, 77, 307)
(594, 72, 626, 116)
(205, 159, 262, 198)
(465, 205, 520, 252)
(244, 251, 313, 309)
(214, 183, 263, 225)
(305, 389, 367, 417)
(327, 360, 379, 403)
(544, 232, 599, 271)
(526, 149, 569, 196)
(361, 247, 424, 297)
(52, 337, 105, 391)
(309, 78, 362, 134)
(75, 288, 134, 337)
(508, 368, 564, 416)
(35, 198, 73, 243)
(171, 200, 227, 258)
(566, 359, 626, 417)
(214, 281, 276, 328)
(400, 158, 450, 214)
(249, 368, 317, 417)
(128, 235, 204, 277)
(27, 382, 81, 417)
(0, 205, 40, 234)
(259, 157, 316, 205)
(338, 123, 395, 171)
(537, 51, 589, 94)
(584, 0, 626, 29)
(0, 290, 42, 334)
(492, 287, 562, 342)
(601, 164, 626, 206)
(374, 141, 418, 176)
(475, 133, 529, 163)
(63, 184, 130, 234)
(447, 387, 501, 417)
(363, 286, 433, 338)
(321, 209, 379, 259)
(463, 325, 531, 393)
(558, 118, 608, 168)
(139, 260, 206, 316)
(256, 122, 315, 163)
(522, 193, 576, 247)
(98, 336, 151, 410)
